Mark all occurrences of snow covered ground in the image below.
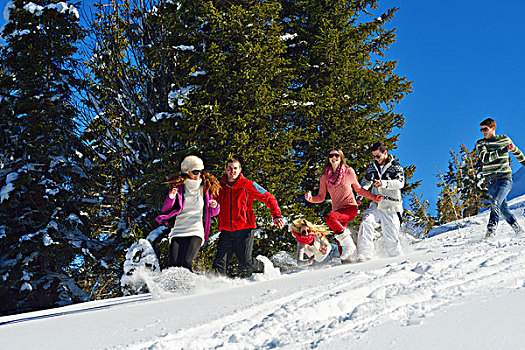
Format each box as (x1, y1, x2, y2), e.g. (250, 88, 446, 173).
(509, 167, 525, 200)
(1, 194, 525, 349)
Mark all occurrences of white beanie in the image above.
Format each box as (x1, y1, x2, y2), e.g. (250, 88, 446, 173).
(181, 156, 204, 174)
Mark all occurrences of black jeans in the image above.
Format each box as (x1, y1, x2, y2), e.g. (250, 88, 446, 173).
(169, 236, 203, 272)
(212, 228, 264, 275)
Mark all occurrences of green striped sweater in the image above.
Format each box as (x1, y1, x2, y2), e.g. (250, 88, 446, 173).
(475, 135, 525, 182)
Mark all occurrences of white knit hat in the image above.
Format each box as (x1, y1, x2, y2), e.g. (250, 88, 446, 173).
(181, 155, 204, 174)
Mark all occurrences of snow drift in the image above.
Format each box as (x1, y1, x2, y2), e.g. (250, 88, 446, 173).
(1, 195, 525, 349)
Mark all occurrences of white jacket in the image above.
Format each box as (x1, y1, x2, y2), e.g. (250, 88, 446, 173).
(360, 156, 404, 213)
(296, 235, 332, 263)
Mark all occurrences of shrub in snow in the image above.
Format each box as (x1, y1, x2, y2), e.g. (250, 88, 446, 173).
(121, 239, 160, 296)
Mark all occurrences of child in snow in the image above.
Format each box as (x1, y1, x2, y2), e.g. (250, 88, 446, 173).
(290, 219, 333, 266)
(304, 149, 382, 262)
(156, 156, 221, 272)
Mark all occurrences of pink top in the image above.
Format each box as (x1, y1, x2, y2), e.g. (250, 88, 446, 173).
(310, 166, 379, 211)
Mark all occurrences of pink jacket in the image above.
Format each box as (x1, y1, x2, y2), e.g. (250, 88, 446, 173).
(310, 166, 380, 211)
(156, 184, 220, 241)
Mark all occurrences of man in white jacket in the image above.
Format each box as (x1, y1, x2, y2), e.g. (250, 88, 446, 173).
(356, 142, 404, 261)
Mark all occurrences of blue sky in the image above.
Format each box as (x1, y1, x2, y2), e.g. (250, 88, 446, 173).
(376, 0, 525, 212)
(1, 0, 524, 214)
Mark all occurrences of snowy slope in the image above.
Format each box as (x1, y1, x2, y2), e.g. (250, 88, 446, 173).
(1, 196, 525, 350)
(509, 167, 525, 200)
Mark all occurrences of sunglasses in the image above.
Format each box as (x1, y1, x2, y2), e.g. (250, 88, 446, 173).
(480, 127, 490, 132)
(328, 153, 340, 159)
(191, 170, 203, 175)
(300, 227, 310, 235)
(373, 154, 383, 159)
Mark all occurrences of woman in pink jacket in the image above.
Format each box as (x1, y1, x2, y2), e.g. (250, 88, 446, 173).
(305, 149, 382, 262)
(156, 156, 220, 272)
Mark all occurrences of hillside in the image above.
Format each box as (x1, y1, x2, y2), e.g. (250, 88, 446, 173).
(1, 195, 525, 349)
(509, 167, 525, 200)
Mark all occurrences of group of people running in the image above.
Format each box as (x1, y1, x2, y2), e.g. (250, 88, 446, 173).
(156, 117, 525, 275)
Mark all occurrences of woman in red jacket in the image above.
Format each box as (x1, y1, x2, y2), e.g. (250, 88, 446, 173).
(305, 149, 382, 262)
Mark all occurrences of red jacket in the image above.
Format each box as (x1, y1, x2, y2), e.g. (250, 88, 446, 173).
(217, 174, 282, 232)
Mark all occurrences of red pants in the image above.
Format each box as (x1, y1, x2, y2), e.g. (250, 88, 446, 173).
(325, 205, 358, 234)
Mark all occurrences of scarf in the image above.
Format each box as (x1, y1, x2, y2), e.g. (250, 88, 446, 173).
(293, 232, 315, 245)
(185, 178, 202, 193)
(325, 164, 345, 186)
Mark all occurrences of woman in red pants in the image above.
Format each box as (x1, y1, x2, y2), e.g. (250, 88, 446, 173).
(305, 149, 382, 262)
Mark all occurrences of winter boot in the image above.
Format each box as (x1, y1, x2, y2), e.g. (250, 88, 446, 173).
(484, 221, 497, 239)
(511, 222, 524, 235)
(334, 229, 356, 262)
(356, 254, 368, 263)
(484, 230, 496, 240)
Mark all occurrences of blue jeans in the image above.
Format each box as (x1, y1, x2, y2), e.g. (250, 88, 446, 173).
(487, 178, 516, 232)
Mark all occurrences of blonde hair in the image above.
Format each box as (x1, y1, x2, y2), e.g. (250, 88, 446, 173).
(289, 218, 331, 237)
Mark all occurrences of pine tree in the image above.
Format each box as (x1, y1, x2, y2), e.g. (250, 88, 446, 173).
(436, 166, 463, 224)
(457, 143, 489, 217)
(82, 0, 413, 279)
(436, 144, 489, 225)
(278, 0, 413, 230)
(82, 0, 225, 277)
(405, 191, 435, 237)
(182, 0, 302, 263)
(80, 0, 170, 296)
(0, 0, 98, 315)
(83, 0, 302, 274)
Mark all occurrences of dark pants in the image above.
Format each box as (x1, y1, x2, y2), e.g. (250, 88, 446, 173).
(212, 228, 264, 275)
(487, 178, 516, 233)
(169, 236, 203, 272)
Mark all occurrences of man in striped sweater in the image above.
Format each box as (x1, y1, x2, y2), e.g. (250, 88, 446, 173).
(475, 117, 525, 237)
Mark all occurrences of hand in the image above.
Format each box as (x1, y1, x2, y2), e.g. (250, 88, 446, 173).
(304, 191, 312, 202)
(168, 187, 178, 199)
(209, 199, 218, 208)
(508, 143, 515, 151)
(375, 194, 383, 202)
(373, 179, 382, 188)
(273, 217, 285, 229)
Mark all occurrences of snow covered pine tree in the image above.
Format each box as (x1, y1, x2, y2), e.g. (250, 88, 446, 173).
(0, 0, 99, 315)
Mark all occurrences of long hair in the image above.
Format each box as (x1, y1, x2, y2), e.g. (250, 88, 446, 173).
(289, 219, 332, 237)
(202, 171, 220, 197)
(163, 171, 221, 197)
(322, 148, 349, 173)
(163, 174, 189, 189)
